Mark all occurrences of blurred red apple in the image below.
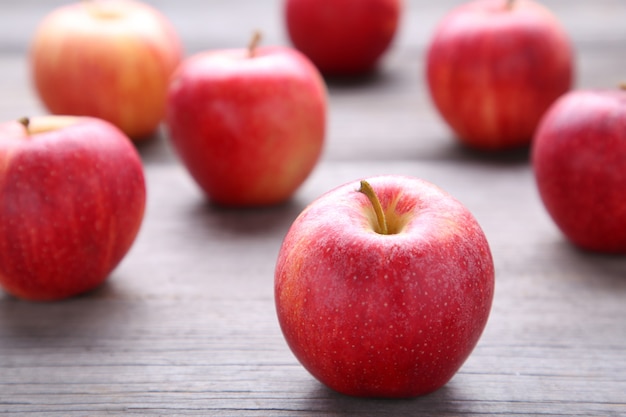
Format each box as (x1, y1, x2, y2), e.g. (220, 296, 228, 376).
(426, 0, 573, 150)
(285, 0, 402, 76)
(275, 175, 495, 397)
(30, 0, 183, 140)
(165, 35, 326, 207)
(532, 88, 626, 253)
(0, 116, 146, 301)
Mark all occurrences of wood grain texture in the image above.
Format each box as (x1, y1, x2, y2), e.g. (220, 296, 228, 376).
(1, 1, 626, 416)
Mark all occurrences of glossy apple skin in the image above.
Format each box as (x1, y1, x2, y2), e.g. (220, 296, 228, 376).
(426, 0, 573, 150)
(285, 0, 402, 76)
(0, 116, 146, 301)
(275, 175, 495, 398)
(532, 90, 626, 253)
(30, 0, 183, 140)
(166, 46, 326, 207)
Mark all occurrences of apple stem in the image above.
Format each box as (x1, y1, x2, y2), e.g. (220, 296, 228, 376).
(359, 180, 389, 235)
(619, 83, 626, 91)
(18, 117, 31, 135)
(505, 0, 515, 9)
(248, 30, 262, 58)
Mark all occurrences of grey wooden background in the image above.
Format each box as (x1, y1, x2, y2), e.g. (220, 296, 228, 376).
(0, 1, 625, 416)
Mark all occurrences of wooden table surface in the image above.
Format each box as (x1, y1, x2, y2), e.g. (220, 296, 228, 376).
(1, 1, 625, 416)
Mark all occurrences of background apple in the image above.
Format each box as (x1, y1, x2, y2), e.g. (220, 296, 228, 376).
(30, 0, 183, 140)
(426, 0, 573, 150)
(284, 0, 402, 76)
(275, 175, 495, 398)
(165, 35, 326, 207)
(0, 116, 146, 301)
(532, 88, 626, 253)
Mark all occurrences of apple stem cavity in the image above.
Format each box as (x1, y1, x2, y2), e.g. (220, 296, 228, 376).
(505, 0, 515, 9)
(248, 30, 262, 58)
(359, 180, 389, 235)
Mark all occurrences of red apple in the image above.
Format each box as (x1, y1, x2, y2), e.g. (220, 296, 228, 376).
(532, 88, 626, 253)
(275, 175, 495, 398)
(165, 35, 326, 207)
(30, 0, 183, 140)
(426, 0, 573, 150)
(285, 0, 402, 76)
(0, 116, 146, 301)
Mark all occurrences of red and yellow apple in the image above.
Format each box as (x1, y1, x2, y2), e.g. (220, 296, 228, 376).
(275, 175, 495, 397)
(0, 116, 146, 301)
(426, 0, 573, 150)
(532, 88, 626, 253)
(285, 0, 402, 76)
(165, 35, 326, 207)
(30, 0, 183, 140)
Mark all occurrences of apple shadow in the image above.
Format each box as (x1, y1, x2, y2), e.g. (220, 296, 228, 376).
(301, 381, 465, 416)
(132, 126, 179, 164)
(325, 71, 383, 88)
(323, 66, 399, 91)
(441, 140, 532, 166)
(0, 286, 127, 341)
(184, 195, 307, 238)
(562, 242, 626, 287)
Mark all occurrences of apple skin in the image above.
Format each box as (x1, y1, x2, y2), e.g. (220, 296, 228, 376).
(30, 0, 183, 140)
(275, 175, 495, 398)
(165, 45, 326, 207)
(285, 0, 402, 76)
(532, 89, 626, 253)
(426, 0, 573, 150)
(0, 116, 146, 301)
